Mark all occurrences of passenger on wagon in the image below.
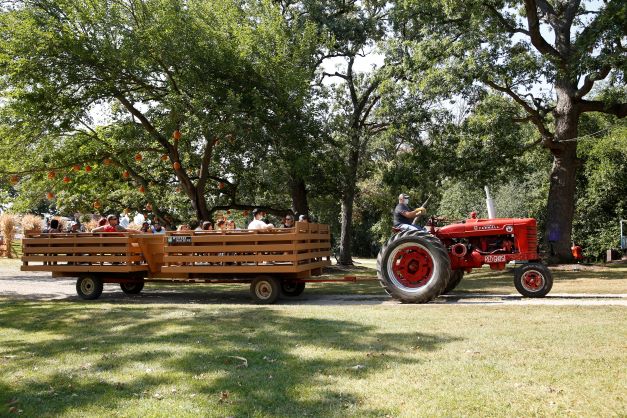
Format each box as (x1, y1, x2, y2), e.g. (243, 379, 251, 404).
(44, 219, 62, 233)
(93, 214, 129, 232)
(201, 221, 213, 231)
(248, 208, 274, 230)
(281, 215, 294, 228)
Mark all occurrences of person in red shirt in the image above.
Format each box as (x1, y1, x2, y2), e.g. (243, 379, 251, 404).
(93, 214, 129, 233)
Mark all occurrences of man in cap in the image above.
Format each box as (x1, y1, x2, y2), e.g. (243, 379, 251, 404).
(394, 193, 427, 231)
(248, 208, 274, 230)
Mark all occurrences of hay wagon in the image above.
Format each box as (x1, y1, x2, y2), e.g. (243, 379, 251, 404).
(21, 222, 341, 303)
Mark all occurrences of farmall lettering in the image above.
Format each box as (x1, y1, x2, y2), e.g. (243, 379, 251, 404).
(484, 254, 507, 263)
(473, 224, 500, 231)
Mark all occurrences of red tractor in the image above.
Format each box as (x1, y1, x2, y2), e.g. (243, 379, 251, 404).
(376, 214, 553, 303)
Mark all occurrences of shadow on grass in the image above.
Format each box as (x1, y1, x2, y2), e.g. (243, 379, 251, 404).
(0, 301, 461, 416)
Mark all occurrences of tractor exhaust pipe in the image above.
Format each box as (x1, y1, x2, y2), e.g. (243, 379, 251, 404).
(485, 186, 496, 219)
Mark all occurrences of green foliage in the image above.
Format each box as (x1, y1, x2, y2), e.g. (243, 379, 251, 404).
(574, 124, 627, 259)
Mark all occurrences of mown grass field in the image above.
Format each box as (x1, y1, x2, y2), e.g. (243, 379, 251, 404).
(1, 258, 626, 417)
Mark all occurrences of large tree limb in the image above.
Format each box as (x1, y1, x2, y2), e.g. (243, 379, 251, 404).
(484, 79, 554, 140)
(575, 65, 612, 99)
(579, 100, 627, 117)
(485, 5, 531, 36)
(522, 0, 561, 59)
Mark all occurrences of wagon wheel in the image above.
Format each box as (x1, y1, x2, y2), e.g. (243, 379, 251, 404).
(250, 276, 281, 304)
(120, 281, 144, 295)
(281, 281, 306, 297)
(76, 275, 103, 300)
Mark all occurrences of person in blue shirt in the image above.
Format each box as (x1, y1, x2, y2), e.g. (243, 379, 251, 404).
(394, 193, 427, 231)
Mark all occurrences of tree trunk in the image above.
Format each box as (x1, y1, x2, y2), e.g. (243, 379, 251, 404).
(289, 175, 309, 216)
(545, 84, 579, 264)
(338, 146, 359, 265)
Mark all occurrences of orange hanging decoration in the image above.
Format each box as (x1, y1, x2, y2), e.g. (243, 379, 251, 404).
(243, 210, 249, 216)
(122, 171, 130, 179)
(46, 192, 54, 200)
(226, 210, 231, 215)
(161, 154, 169, 162)
(10, 175, 19, 185)
(84, 165, 92, 173)
(47, 171, 56, 179)
(173, 130, 182, 141)
(134, 153, 143, 162)
(103, 158, 112, 166)
(93, 200, 101, 209)
(175, 187, 182, 193)
(73, 164, 81, 171)
(63, 176, 71, 183)
(138, 185, 145, 193)
(173, 161, 181, 170)
(218, 182, 225, 189)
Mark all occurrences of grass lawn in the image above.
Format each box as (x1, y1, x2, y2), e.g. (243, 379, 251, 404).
(1, 259, 626, 416)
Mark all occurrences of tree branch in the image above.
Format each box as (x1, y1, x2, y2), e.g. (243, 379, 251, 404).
(579, 100, 627, 117)
(575, 64, 612, 99)
(485, 5, 530, 36)
(484, 79, 554, 140)
(522, 0, 561, 59)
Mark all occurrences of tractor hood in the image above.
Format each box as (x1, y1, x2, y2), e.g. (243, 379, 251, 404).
(436, 218, 537, 239)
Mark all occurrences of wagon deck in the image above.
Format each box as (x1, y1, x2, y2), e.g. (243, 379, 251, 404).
(21, 222, 338, 303)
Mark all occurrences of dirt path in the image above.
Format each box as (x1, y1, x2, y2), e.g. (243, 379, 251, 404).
(1, 269, 625, 306)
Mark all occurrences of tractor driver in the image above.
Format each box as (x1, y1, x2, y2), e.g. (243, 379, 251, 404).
(394, 193, 427, 231)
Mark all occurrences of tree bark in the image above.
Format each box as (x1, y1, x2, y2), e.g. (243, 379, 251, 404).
(338, 146, 360, 265)
(289, 175, 309, 216)
(544, 83, 579, 264)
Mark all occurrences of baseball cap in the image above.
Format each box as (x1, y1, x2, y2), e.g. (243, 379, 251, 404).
(252, 208, 264, 216)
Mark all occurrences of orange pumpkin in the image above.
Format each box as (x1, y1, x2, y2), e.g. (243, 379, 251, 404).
(73, 164, 81, 171)
(46, 192, 54, 200)
(103, 158, 112, 165)
(173, 161, 181, 170)
(122, 170, 130, 179)
(63, 176, 71, 183)
(134, 153, 142, 162)
(173, 130, 182, 140)
(84, 165, 92, 172)
(47, 171, 56, 179)
(93, 200, 101, 209)
(138, 185, 145, 193)
(161, 154, 169, 161)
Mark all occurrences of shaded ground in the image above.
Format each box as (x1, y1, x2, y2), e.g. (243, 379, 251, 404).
(1, 259, 625, 306)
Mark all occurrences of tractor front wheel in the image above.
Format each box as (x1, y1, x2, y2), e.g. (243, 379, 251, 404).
(376, 230, 450, 303)
(514, 263, 553, 297)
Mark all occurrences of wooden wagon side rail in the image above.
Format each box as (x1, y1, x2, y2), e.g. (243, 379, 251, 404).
(20, 232, 159, 273)
(160, 222, 331, 277)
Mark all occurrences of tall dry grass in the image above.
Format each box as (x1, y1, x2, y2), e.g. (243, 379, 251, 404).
(21, 214, 43, 233)
(0, 213, 17, 258)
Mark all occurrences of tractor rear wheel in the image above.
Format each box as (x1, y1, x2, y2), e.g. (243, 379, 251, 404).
(376, 230, 450, 303)
(443, 269, 464, 294)
(514, 263, 553, 297)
